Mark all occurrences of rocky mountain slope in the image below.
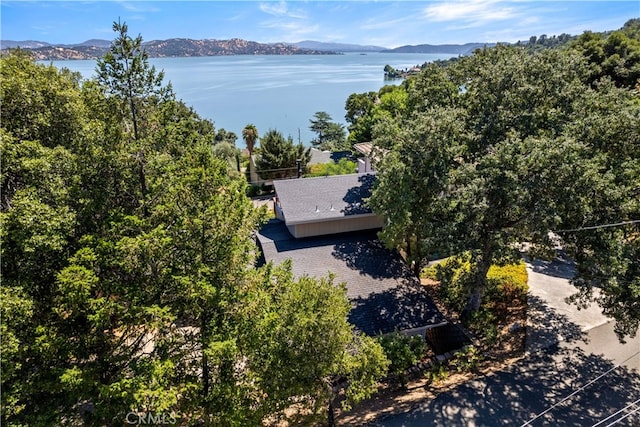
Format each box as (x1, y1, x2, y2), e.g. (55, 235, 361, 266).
(1, 38, 335, 60)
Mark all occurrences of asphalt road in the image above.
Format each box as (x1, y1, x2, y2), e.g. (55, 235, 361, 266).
(375, 323, 640, 427)
(372, 255, 640, 427)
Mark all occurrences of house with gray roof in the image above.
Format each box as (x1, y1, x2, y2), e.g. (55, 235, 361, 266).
(257, 220, 447, 336)
(257, 173, 470, 352)
(258, 173, 468, 347)
(273, 173, 384, 238)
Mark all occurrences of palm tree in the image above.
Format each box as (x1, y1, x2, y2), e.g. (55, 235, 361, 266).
(242, 124, 258, 156)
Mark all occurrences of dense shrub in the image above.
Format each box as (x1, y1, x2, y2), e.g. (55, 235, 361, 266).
(425, 362, 449, 384)
(422, 254, 473, 313)
(450, 345, 484, 373)
(422, 254, 528, 316)
(246, 184, 261, 197)
(486, 262, 528, 303)
(377, 332, 427, 386)
(306, 158, 357, 177)
(467, 309, 498, 344)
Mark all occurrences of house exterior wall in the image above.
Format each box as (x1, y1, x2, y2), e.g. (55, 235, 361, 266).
(288, 214, 384, 238)
(357, 157, 373, 173)
(249, 155, 273, 186)
(274, 201, 286, 221)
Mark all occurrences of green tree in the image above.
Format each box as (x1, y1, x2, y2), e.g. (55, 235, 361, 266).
(376, 85, 409, 122)
(236, 262, 388, 425)
(368, 40, 640, 335)
(560, 78, 640, 339)
(405, 62, 460, 113)
(570, 19, 640, 88)
(345, 91, 377, 143)
(213, 128, 238, 145)
(377, 332, 426, 386)
(147, 145, 266, 421)
(0, 285, 33, 421)
(309, 111, 348, 151)
(368, 45, 628, 318)
(1, 47, 390, 426)
(383, 64, 400, 78)
(255, 129, 311, 180)
(368, 107, 465, 276)
(242, 123, 258, 156)
(96, 20, 173, 215)
(344, 86, 410, 145)
(307, 157, 358, 177)
(212, 140, 241, 173)
(0, 51, 87, 425)
(0, 49, 85, 151)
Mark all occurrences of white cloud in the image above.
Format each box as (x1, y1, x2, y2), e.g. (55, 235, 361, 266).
(115, 1, 160, 13)
(423, 0, 519, 25)
(259, 1, 288, 16)
(360, 15, 414, 31)
(260, 18, 320, 41)
(257, 1, 319, 41)
(259, 1, 307, 19)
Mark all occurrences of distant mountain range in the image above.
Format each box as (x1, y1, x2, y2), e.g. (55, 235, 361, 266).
(0, 39, 113, 49)
(1, 38, 492, 60)
(291, 40, 387, 52)
(383, 43, 495, 55)
(1, 38, 337, 60)
(295, 41, 495, 55)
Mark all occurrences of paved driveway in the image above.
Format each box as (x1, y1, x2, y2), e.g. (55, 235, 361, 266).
(373, 327, 640, 426)
(366, 254, 640, 427)
(525, 252, 610, 353)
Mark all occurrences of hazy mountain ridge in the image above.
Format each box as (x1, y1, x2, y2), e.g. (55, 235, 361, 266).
(1, 38, 336, 60)
(291, 40, 387, 52)
(1, 38, 498, 60)
(1, 40, 54, 49)
(383, 43, 495, 55)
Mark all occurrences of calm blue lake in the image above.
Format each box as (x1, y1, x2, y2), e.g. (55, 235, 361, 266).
(48, 53, 456, 145)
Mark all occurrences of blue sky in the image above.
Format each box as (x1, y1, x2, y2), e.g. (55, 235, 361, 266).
(2, 1, 638, 48)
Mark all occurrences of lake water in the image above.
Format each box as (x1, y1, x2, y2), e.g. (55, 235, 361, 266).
(48, 53, 456, 146)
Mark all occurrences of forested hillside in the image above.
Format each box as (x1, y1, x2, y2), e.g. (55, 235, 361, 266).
(346, 18, 640, 335)
(0, 22, 387, 425)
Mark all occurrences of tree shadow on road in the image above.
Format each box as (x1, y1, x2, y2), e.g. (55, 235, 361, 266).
(526, 253, 575, 280)
(525, 294, 588, 353)
(374, 345, 640, 426)
(367, 289, 639, 426)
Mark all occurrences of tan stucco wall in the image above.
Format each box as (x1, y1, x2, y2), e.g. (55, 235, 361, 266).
(288, 215, 384, 238)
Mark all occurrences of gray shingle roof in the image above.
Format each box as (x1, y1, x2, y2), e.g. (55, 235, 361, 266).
(308, 148, 353, 165)
(273, 173, 376, 225)
(256, 220, 446, 336)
